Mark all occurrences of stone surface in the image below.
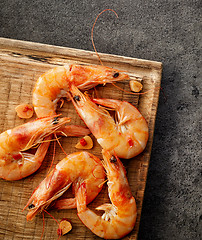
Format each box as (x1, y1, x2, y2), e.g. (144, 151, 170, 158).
(0, 1, 201, 239)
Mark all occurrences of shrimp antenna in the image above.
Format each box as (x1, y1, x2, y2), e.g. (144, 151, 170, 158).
(43, 209, 60, 226)
(91, 9, 118, 65)
(111, 82, 162, 95)
(42, 209, 62, 239)
(39, 211, 45, 240)
(160, 87, 168, 102)
(54, 133, 68, 157)
(46, 140, 56, 176)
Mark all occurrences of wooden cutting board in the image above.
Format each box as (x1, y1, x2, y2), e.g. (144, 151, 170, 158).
(0, 37, 162, 240)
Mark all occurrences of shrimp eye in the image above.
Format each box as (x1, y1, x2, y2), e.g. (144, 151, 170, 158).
(110, 156, 117, 163)
(52, 117, 59, 125)
(113, 72, 119, 78)
(74, 95, 80, 101)
(28, 203, 35, 209)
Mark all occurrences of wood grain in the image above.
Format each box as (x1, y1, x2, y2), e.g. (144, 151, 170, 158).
(0, 37, 162, 240)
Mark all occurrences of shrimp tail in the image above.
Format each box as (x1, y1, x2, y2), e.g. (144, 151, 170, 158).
(96, 203, 113, 211)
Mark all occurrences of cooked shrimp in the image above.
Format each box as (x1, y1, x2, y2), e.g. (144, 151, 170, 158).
(33, 64, 129, 118)
(0, 116, 70, 181)
(77, 150, 137, 239)
(68, 85, 149, 159)
(24, 151, 105, 221)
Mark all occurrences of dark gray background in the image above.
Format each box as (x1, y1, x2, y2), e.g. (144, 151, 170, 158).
(0, 1, 201, 239)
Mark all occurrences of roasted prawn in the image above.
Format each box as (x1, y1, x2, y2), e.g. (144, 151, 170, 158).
(33, 64, 129, 118)
(0, 116, 70, 180)
(68, 85, 149, 159)
(77, 150, 137, 239)
(25, 151, 105, 221)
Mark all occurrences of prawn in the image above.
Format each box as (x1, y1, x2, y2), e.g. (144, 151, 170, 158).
(77, 150, 137, 239)
(24, 151, 105, 221)
(68, 84, 149, 159)
(0, 116, 70, 180)
(33, 64, 129, 118)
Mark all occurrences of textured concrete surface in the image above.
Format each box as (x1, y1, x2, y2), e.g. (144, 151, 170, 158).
(0, 1, 201, 239)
